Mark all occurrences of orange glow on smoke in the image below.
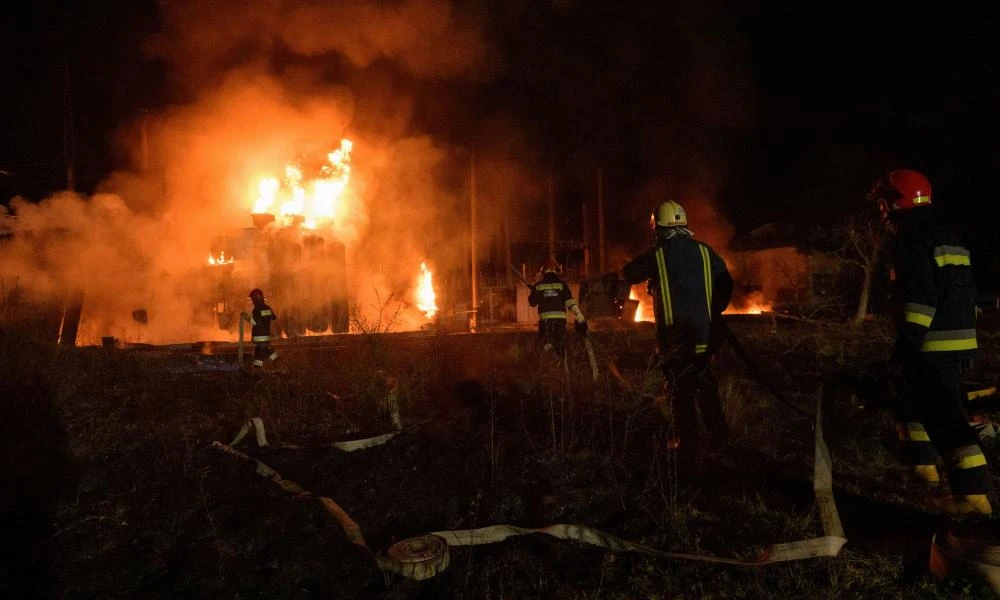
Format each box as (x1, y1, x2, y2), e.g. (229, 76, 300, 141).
(252, 138, 353, 229)
(416, 261, 438, 319)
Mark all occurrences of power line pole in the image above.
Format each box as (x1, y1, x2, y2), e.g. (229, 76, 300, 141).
(469, 151, 478, 332)
(547, 178, 556, 263)
(63, 62, 76, 191)
(597, 167, 606, 273)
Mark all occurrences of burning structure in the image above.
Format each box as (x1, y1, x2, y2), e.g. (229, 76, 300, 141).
(202, 140, 354, 336)
(726, 223, 847, 316)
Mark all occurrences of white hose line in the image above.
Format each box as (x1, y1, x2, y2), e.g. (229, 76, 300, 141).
(211, 384, 846, 580)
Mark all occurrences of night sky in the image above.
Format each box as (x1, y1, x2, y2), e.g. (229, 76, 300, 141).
(3, 1, 1000, 261)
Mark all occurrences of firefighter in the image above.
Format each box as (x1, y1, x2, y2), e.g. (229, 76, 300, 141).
(242, 288, 278, 367)
(528, 260, 587, 355)
(870, 169, 991, 515)
(622, 200, 734, 468)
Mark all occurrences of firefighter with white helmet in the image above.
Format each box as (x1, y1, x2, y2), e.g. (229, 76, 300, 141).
(528, 260, 587, 355)
(242, 288, 279, 367)
(623, 199, 734, 471)
(871, 168, 991, 515)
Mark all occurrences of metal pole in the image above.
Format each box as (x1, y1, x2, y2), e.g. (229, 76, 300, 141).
(140, 111, 149, 172)
(548, 178, 556, 263)
(63, 62, 75, 191)
(504, 191, 513, 289)
(582, 202, 590, 277)
(470, 152, 478, 332)
(598, 167, 605, 273)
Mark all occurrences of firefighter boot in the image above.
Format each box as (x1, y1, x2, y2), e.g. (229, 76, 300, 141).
(269, 352, 279, 362)
(934, 494, 992, 516)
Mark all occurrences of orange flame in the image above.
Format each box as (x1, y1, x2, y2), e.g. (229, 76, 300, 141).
(416, 261, 438, 319)
(207, 251, 234, 266)
(252, 138, 353, 229)
(723, 292, 772, 315)
(630, 285, 654, 322)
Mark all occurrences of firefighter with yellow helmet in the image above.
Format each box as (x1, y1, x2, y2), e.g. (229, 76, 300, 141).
(622, 200, 733, 470)
(528, 260, 587, 355)
(871, 169, 991, 515)
(242, 288, 279, 367)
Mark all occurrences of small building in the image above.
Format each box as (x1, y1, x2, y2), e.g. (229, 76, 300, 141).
(728, 223, 854, 315)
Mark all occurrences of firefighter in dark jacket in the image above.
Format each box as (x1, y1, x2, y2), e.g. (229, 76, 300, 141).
(242, 288, 278, 367)
(622, 200, 734, 467)
(871, 169, 991, 515)
(528, 261, 587, 354)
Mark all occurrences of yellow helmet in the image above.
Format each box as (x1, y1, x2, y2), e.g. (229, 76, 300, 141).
(650, 200, 688, 229)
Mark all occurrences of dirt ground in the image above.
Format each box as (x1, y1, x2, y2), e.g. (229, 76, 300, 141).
(4, 316, 1000, 599)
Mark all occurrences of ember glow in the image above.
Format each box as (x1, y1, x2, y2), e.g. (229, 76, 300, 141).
(416, 261, 438, 319)
(252, 138, 354, 229)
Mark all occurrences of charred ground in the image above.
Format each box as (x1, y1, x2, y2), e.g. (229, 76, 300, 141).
(4, 318, 1000, 599)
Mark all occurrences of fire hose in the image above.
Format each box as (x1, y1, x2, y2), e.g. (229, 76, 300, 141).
(718, 319, 812, 419)
(211, 378, 847, 581)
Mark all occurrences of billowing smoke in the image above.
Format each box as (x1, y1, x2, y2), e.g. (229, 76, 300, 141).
(1, 0, 505, 344)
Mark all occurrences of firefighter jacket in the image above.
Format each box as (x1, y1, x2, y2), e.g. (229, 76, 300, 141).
(528, 273, 579, 321)
(623, 232, 733, 355)
(250, 303, 277, 342)
(891, 206, 978, 365)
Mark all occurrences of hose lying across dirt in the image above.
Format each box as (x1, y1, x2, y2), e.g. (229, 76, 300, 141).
(210, 376, 847, 580)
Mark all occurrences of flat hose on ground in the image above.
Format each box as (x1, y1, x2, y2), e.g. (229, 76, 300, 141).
(211, 381, 847, 580)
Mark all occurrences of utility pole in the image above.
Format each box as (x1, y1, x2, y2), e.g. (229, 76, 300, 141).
(63, 62, 76, 191)
(547, 178, 556, 264)
(140, 110, 149, 171)
(469, 152, 478, 332)
(582, 202, 591, 277)
(597, 167, 606, 273)
(504, 192, 513, 289)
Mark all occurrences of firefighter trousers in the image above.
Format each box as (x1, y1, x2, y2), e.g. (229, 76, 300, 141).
(895, 353, 991, 495)
(663, 355, 729, 466)
(253, 341, 277, 366)
(537, 318, 567, 355)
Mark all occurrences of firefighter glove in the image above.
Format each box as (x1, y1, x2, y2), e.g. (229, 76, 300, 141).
(575, 320, 589, 335)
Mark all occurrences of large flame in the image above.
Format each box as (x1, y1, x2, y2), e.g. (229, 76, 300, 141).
(416, 261, 438, 319)
(252, 138, 353, 229)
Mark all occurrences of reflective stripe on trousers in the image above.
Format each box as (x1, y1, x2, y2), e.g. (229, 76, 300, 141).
(896, 421, 939, 466)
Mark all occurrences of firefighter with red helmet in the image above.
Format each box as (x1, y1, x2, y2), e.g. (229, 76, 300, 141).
(871, 169, 991, 515)
(242, 288, 278, 367)
(622, 200, 734, 470)
(528, 260, 587, 355)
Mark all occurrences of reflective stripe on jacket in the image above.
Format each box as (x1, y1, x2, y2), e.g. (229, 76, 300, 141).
(528, 274, 577, 321)
(251, 304, 277, 340)
(892, 207, 978, 361)
(623, 234, 733, 354)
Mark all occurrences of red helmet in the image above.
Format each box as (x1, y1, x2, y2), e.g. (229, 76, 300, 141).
(249, 288, 264, 301)
(871, 169, 932, 219)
